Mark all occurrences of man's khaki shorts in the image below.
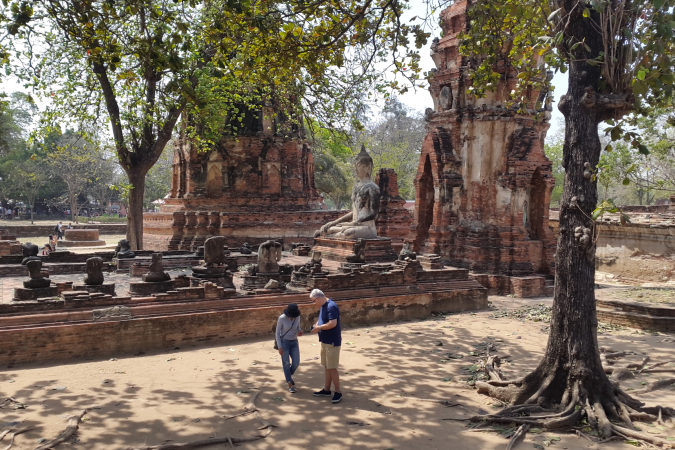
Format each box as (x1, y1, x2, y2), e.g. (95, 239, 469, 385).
(320, 343, 341, 369)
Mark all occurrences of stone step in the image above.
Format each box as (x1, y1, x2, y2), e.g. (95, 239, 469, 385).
(597, 307, 675, 333)
(597, 298, 675, 317)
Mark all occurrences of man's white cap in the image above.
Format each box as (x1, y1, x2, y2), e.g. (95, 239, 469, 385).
(309, 289, 325, 299)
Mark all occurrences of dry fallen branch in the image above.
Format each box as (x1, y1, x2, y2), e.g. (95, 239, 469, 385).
(123, 390, 273, 450)
(3, 427, 34, 450)
(35, 411, 86, 450)
(416, 398, 461, 407)
(0, 398, 26, 410)
(505, 424, 529, 450)
(484, 356, 504, 382)
(632, 378, 675, 395)
(222, 411, 255, 420)
(644, 361, 675, 372)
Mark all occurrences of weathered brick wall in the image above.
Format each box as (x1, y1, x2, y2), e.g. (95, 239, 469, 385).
(3, 224, 127, 238)
(0, 289, 487, 365)
(144, 210, 345, 251)
(408, 0, 556, 278)
(597, 299, 675, 332)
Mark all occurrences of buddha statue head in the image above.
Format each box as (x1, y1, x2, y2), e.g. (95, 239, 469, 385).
(354, 144, 374, 180)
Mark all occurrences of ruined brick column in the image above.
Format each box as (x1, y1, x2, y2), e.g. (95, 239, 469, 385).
(375, 168, 413, 251)
(409, 0, 556, 278)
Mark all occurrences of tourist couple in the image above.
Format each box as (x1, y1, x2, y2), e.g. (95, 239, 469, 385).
(275, 288, 342, 403)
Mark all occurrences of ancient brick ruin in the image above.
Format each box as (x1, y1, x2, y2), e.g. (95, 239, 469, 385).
(409, 0, 556, 289)
(375, 168, 413, 251)
(144, 112, 342, 250)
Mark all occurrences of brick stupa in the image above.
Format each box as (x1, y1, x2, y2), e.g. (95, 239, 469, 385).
(144, 110, 342, 250)
(409, 0, 556, 283)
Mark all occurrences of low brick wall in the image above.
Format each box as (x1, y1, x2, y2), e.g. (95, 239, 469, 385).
(471, 274, 553, 297)
(0, 262, 113, 278)
(4, 224, 127, 238)
(0, 287, 487, 365)
(596, 298, 675, 332)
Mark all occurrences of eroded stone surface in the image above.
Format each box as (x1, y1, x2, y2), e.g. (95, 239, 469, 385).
(409, 0, 556, 278)
(375, 168, 413, 250)
(144, 128, 341, 250)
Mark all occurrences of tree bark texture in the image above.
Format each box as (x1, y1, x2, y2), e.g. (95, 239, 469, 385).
(476, 5, 640, 421)
(519, 4, 612, 404)
(126, 168, 148, 251)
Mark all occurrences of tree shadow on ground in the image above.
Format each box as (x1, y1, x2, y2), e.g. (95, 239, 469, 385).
(1, 306, 674, 449)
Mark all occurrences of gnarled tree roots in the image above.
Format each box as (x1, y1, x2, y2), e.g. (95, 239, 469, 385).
(472, 356, 675, 448)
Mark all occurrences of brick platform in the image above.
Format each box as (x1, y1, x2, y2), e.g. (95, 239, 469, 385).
(312, 237, 398, 263)
(596, 298, 675, 332)
(0, 280, 487, 365)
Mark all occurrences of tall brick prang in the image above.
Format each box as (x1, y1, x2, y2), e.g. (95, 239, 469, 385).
(409, 0, 556, 278)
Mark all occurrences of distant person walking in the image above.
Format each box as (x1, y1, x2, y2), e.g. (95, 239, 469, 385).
(276, 303, 303, 393)
(309, 289, 343, 403)
(55, 221, 63, 240)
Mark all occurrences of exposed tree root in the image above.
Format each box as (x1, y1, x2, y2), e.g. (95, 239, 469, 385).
(473, 350, 675, 449)
(611, 424, 674, 447)
(632, 378, 675, 395)
(35, 411, 86, 450)
(123, 389, 273, 450)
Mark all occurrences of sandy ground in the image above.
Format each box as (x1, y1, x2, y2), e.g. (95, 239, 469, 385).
(1, 296, 675, 450)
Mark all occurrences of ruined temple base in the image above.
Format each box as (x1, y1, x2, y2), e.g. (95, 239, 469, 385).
(72, 283, 116, 296)
(596, 298, 675, 333)
(128, 280, 175, 297)
(312, 237, 398, 263)
(143, 210, 345, 252)
(58, 239, 107, 248)
(240, 274, 289, 293)
(13, 286, 58, 301)
(190, 275, 235, 292)
(0, 279, 487, 365)
(471, 274, 554, 298)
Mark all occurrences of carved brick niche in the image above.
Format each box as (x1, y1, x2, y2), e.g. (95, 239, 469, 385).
(408, 0, 556, 278)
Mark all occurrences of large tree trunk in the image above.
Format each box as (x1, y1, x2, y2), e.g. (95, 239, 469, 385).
(126, 168, 148, 250)
(511, 43, 608, 406)
(70, 191, 78, 224)
(474, 6, 657, 439)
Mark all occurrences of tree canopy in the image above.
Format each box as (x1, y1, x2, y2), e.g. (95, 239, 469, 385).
(1, 0, 432, 249)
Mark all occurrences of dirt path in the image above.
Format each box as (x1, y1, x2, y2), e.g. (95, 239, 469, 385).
(1, 296, 673, 450)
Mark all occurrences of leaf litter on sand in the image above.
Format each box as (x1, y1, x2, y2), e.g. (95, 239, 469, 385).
(492, 304, 626, 333)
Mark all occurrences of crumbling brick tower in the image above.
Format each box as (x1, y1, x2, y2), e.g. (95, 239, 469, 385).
(144, 103, 342, 250)
(409, 0, 556, 278)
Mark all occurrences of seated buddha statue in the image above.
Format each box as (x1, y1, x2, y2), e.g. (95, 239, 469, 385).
(314, 145, 381, 240)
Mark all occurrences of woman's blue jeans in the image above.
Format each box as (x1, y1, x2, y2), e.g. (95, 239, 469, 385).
(280, 338, 300, 384)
